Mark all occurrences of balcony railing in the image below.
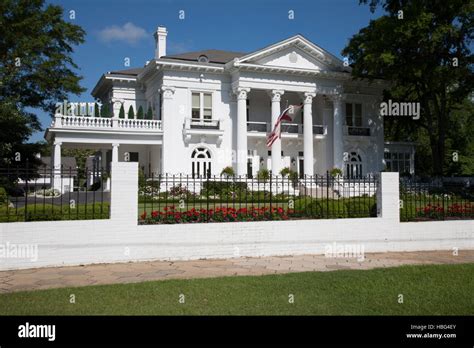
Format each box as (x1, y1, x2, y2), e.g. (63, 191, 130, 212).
(247, 122, 327, 136)
(312, 125, 327, 135)
(52, 114, 162, 131)
(188, 118, 220, 130)
(183, 118, 224, 145)
(281, 122, 299, 134)
(247, 121, 269, 132)
(346, 126, 371, 136)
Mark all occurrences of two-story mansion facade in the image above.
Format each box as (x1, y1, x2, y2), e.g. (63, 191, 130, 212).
(46, 26, 394, 180)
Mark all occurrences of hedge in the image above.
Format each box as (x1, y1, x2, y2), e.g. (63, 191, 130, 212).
(0, 203, 110, 222)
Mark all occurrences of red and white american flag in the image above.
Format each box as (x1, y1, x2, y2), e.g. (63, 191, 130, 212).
(266, 103, 303, 148)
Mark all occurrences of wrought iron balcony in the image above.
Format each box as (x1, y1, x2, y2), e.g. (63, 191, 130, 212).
(346, 126, 371, 136)
(188, 118, 220, 130)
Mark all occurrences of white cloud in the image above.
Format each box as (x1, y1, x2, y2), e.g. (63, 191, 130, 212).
(98, 22, 148, 45)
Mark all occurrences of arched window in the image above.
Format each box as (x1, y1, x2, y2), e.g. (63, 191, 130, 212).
(346, 152, 363, 179)
(191, 147, 212, 178)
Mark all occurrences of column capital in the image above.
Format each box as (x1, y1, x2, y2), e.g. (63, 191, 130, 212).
(161, 86, 176, 99)
(112, 143, 120, 148)
(303, 91, 317, 104)
(269, 90, 285, 102)
(233, 87, 250, 100)
(328, 93, 346, 103)
(54, 141, 62, 147)
(111, 98, 124, 105)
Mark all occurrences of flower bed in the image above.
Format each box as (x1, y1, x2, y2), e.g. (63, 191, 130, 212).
(415, 203, 474, 220)
(140, 205, 296, 224)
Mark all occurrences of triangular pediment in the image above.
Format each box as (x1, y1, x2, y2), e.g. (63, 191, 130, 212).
(236, 35, 346, 72)
(252, 46, 329, 71)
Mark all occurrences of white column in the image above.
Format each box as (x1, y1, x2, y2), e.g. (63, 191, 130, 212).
(235, 87, 250, 176)
(303, 92, 316, 176)
(270, 90, 284, 175)
(112, 143, 120, 163)
(331, 94, 345, 171)
(161, 86, 175, 174)
(52, 141, 62, 192)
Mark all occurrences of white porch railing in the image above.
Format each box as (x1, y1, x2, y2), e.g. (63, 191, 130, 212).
(52, 114, 162, 131)
(116, 118, 162, 130)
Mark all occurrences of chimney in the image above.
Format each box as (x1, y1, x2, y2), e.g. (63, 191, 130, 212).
(154, 26, 167, 59)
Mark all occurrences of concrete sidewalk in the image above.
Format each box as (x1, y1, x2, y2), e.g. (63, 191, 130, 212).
(0, 250, 473, 293)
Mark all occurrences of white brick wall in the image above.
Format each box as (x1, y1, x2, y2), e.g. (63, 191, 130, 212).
(0, 163, 472, 270)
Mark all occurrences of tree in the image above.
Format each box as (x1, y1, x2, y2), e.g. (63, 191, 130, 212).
(342, 0, 473, 175)
(146, 106, 153, 120)
(136, 106, 144, 119)
(119, 105, 125, 119)
(100, 103, 111, 118)
(0, 0, 85, 169)
(127, 106, 135, 119)
(94, 103, 101, 118)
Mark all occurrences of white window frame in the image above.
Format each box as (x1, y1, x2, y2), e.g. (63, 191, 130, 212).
(384, 151, 412, 174)
(345, 151, 363, 178)
(345, 102, 363, 127)
(191, 91, 213, 122)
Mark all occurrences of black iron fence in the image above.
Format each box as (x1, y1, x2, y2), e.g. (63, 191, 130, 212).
(399, 177, 474, 221)
(139, 173, 379, 224)
(0, 165, 110, 222)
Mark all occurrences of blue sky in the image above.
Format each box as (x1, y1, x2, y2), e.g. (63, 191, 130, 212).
(31, 0, 384, 142)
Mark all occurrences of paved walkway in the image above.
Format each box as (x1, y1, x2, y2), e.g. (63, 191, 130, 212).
(0, 250, 473, 293)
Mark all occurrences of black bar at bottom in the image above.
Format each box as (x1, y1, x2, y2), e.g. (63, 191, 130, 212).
(0, 316, 472, 346)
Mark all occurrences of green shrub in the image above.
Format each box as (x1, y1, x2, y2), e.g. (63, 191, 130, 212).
(247, 190, 271, 201)
(202, 181, 246, 196)
(100, 103, 111, 118)
(279, 167, 291, 177)
(146, 106, 153, 120)
(330, 167, 342, 177)
(0, 203, 110, 222)
(90, 182, 101, 191)
(127, 105, 135, 119)
(294, 196, 311, 211)
(118, 104, 125, 119)
(280, 167, 298, 183)
(220, 166, 235, 178)
(318, 200, 347, 218)
(345, 201, 372, 218)
(0, 187, 7, 205)
(257, 168, 270, 181)
(136, 106, 144, 119)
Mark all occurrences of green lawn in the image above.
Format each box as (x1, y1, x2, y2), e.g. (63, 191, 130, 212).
(0, 263, 472, 315)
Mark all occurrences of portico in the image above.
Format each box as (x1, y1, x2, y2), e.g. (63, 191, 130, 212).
(233, 82, 345, 177)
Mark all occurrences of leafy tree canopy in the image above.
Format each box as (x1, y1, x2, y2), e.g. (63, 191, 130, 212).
(0, 0, 85, 168)
(342, 0, 473, 175)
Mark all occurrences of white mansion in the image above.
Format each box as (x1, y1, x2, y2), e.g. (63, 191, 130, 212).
(45, 27, 415, 181)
